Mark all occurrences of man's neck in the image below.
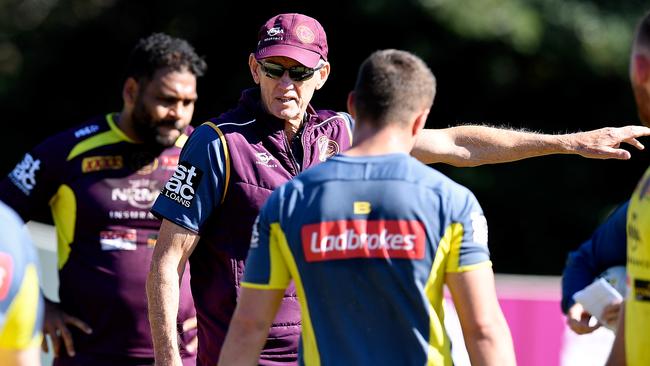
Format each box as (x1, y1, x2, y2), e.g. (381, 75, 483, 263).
(284, 114, 306, 140)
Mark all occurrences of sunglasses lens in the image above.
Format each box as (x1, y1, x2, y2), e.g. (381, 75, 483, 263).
(260, 63, 284, 79)
(259, 62, 319, 81)
(289, 68, 314, 81)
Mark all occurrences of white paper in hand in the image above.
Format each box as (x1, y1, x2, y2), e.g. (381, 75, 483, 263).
(573, 278, 623, 330)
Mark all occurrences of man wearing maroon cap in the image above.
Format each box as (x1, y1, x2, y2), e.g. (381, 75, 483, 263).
(147, 13, 650, 366)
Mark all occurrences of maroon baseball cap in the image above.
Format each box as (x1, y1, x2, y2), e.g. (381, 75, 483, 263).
(255, 13, 328, 68)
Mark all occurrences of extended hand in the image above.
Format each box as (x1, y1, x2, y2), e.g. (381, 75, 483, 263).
(566, 303, 600, 334)
(601, 301, 622, 329)
(570, 126, 650, 159)
(41, 298, 92, 357)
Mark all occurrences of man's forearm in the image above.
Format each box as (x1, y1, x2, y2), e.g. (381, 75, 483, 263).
(217, 316, 270, 366)
(218, 288, 285, 366)
(561, 247, 597, 314)
(413, 125, 650, 166)
(146, 263, 182, 365)
(448, 268, 516, 366)
(412, 126, 567, 166)
(450, 125, 568, 165)
(464, 316, 516, 366)
(147, 219, 199, 365)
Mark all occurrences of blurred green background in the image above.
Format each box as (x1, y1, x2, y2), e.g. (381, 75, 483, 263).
(1, 0, 649, 274)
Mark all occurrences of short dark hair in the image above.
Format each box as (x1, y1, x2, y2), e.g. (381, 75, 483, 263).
(126, 33, 207, 81)
(634, 11, 650, 50)
(353, 49, 436, 127)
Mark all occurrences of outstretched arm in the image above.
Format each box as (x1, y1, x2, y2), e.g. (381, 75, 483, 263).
(412, 125, 650, 166)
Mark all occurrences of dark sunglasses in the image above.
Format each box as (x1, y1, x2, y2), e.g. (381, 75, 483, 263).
(257, 60, 324, 82)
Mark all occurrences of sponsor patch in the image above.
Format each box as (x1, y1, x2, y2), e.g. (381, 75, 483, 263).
(317, 136, 339, 162)
(301, 220, 425, 262)
(160, 162, 203, 208)
(111, 179, 160, 209)
(74, 125, 99, 138)
(267, 27, 284, 37)
(82, 156, 123, 173)
(634, 279, 650, 301)
(0, 253, 14, 301)
(9, 153, 41, 195)
(100, 229, 137, 251)
(353, 201, 371, 215)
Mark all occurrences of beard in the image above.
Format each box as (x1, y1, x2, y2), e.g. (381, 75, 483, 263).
(131, 99, 184, 148)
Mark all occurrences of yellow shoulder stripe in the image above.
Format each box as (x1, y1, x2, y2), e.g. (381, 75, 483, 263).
(67, 114, 133, 161)
(202, 122, 231, 204)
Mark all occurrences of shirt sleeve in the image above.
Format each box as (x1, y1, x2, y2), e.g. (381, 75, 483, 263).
(242, 190, 291, 290)
(445, 188, 491, 273)
(151, 124, 227, 234)
(561, 200, 628, 313)
(0, 135, 66, 221)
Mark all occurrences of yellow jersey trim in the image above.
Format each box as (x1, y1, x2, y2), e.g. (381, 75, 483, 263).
(444, 222, 464, 273)
(67, 114, 131, 161)
(423, 223, 460, 366)
(457, 261, 493, 273)
(271, 223, 321, 366)
(0, 265, 42, 349)
(106, 113, 136, 143)
(241, 282, 288, 290)
(49, 184, 76, 269)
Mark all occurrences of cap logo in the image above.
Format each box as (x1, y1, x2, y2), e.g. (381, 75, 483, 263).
(295, 24, 315, 44)
(267, 27, 284, 37)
